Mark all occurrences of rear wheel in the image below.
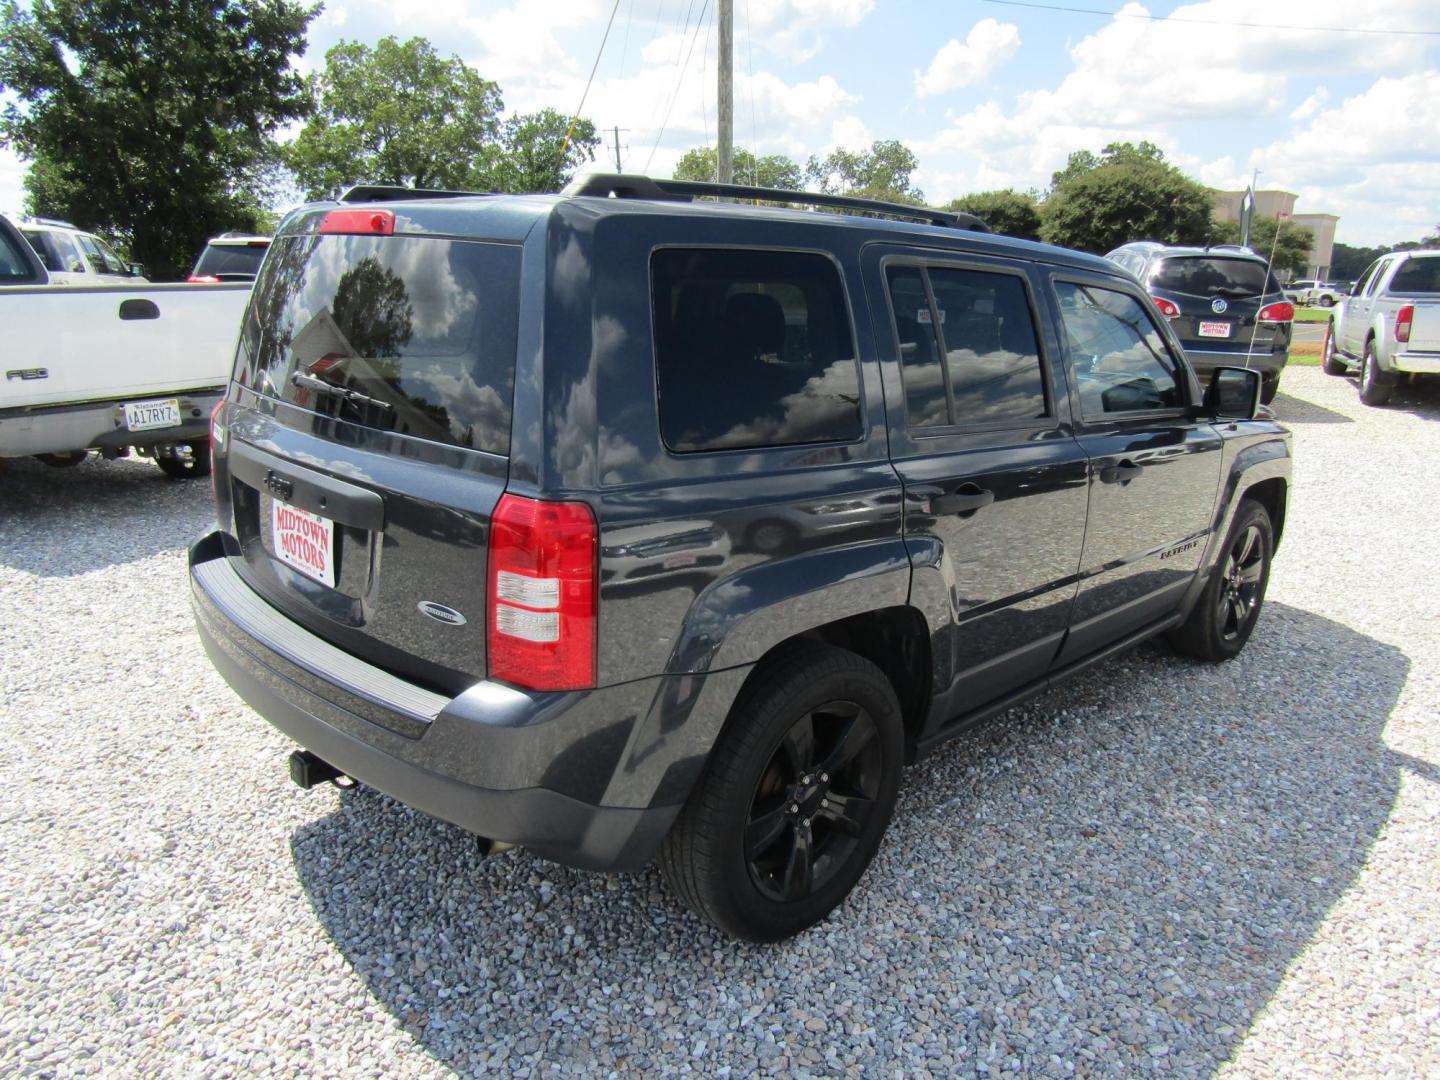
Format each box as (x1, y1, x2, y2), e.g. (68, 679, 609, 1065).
(1319, 295, 1335, 307)
(155, 440, 212, 479)
(1169, 500, 1273, 662)
(660, 643, 903, 942)
(1321, 323, 1347, 376)
(1260, 374, 1279, 405)
(1359, 341, 1393, 406)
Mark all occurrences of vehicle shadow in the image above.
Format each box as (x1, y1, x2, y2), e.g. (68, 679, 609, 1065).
(1268, 390, 1353, 424)
(289, 601, 1410, 1075)
(1381, 375, 1440, 420)
(0, 455, 213, 576)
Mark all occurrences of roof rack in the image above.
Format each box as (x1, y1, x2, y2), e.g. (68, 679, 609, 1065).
(339, 184, 491, 203)
(561, 173, 990, 233)
(21, 215, 80, 230)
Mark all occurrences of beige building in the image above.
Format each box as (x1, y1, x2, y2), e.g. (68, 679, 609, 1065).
(1212, 188, 1339, 280)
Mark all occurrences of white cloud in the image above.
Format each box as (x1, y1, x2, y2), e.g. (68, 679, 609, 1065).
(744, 0, 874, 64)
(0, 145, 26, 221)
(827, 115, 872, 153)
(914, 20, 1021, 98)
(1290, 86, 1328, 122)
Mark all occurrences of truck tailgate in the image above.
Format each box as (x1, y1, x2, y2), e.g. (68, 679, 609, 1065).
(0, 283, 250, 410)
(1407, 303, 1440, 352)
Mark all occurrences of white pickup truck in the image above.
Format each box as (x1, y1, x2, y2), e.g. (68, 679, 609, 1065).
(1324, 249, 1440, 406)
(1, 213, 249, 477)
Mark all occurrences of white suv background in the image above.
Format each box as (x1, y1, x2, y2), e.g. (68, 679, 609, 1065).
(19, 218, 146, 285)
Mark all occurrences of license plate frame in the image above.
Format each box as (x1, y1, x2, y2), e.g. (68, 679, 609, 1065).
(1198, 321, 1232, 339)
(270, 501, 336, 588)
(122, 398, 181, 432)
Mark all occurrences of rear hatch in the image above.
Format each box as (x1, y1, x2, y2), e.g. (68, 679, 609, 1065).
(191, 240, 270, 282)
(1149, 255, 1291, 358)
(223, 223, 521, 693)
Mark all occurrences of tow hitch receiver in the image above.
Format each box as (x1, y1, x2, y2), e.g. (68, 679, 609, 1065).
(288, 749, 348, 790)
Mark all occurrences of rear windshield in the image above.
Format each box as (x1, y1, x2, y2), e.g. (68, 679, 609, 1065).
(194, 243, 269, 278)
(235, 234, 520, 456)
(1151, 257, 1280, 300)
(1388, 257, 1440, 294)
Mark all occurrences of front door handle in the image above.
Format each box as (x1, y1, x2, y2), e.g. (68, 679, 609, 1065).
(1100, 460, 1143, 485)
(928, 484, 995, 515)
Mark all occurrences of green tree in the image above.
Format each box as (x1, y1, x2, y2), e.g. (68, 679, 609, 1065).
(805, 139, 924, 204)
(1211, 215, 1314, 279)
(1328, 241, 1386, 281)
(1049, 140, 1167, 194)
(0, 0, 315, 280)
(1041, 148, 1212, 254)
(490, 108, 600, 193)
(945, 189, 1041, 241)
(673, 146, 804, 189)
(285, 36, 505, 199)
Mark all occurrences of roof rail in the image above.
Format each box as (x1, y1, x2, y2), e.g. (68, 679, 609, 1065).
(21, 215, 80, 230)
(338, 184, 491, 203)
(561, 173, 990, 233)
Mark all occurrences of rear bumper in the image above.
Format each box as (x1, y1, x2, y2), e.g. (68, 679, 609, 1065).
(0, 388, 222, 457)
(1390, 351, 1440, 375)
(188, 531, 744, 872)
(1183, 348, 1288, 381)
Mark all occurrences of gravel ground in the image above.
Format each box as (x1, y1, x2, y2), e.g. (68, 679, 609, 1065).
(2, 367, 1438, 1078)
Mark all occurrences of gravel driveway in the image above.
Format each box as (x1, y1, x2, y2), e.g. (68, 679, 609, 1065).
(2, 367, 1438, 1078)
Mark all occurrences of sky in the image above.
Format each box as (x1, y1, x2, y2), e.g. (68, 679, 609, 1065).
(2, 0, 1437, 247)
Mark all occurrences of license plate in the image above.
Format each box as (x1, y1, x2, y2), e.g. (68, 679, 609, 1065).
(1198, 321, 1232, 338)
(122, 398, 181, 431)
(271, 502, 335, 587)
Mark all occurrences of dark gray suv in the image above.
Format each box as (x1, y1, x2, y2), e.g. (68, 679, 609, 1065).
(1106, 242, 1293, 403)
(190, 176, 1292, 941)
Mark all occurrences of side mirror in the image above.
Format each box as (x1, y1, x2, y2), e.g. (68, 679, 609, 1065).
(1205, 366, 1262, 420)
(127, 262, 146, 278)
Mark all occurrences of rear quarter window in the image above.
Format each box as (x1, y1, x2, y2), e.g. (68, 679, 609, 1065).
(652, 248, 862, 453)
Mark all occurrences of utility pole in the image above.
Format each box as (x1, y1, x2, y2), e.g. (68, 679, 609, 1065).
(610, 126, 628, 172)
(717, 0, 733, 184)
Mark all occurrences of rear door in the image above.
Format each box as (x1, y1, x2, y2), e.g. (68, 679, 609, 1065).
(1046, 272, 1223, 664)
(1341, 257, 1389, 354)
(866, 247, 1089, 722)
(221, 227, 522, 694)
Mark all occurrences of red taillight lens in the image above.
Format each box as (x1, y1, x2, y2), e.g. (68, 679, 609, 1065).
(1150, 296, 1180, 319)
(488, 493, 597, 691)
(318, 209, 395, 236)
(1395, 304, 1414, 343)
(188, 274, 222, 283)
(1257, 301, 1295, 323)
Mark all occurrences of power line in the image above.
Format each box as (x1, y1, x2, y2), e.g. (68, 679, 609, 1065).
(560, 0, 624, 161)
(646, 0, 713, 173)
(983, 0, 1440, 36)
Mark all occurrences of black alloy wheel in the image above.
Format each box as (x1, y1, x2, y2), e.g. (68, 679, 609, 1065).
(660, 643, 903, 942)
(1216, 522, 1265, 643)
(744, 700, 883, 903)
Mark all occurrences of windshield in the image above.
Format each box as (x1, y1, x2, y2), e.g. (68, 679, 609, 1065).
(1151, 257, 1280, 300)
(235, 233, 521, 456)
(194, 243, 269, 278)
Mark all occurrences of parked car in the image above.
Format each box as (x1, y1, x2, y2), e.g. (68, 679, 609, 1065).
(188, 232, 271, 283)
(190, 176, 1292, 942)
(1283, 278, 1321, 304)
(1324, 250, 1440, 405)
(1305, 281, 1350, 308)
(1, 213, 250, 476)
(19, 217, 147, 284)
(1105, 241, 1293, 403)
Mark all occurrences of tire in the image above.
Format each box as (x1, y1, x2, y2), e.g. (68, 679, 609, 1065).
(1319, 295, 1335, 308)
(1168, 499, 1273, 663)
(1359, 341, 1393, 406)
(1260, 374, 1279, 405)
(660, 642, 904, 942)
(155, 440, 212, 479)
(1321, 323, 1347, 376)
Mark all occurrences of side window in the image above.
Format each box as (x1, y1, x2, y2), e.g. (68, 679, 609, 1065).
(1, 230, 34, 281)
(1054, 281, 1183, 415)
(76, 233, 127, 275)
(92, 236, 130, 275)
(885, 263, 1047, 428)
(1364, 259, 1391, 297)
(652, 248, 862, 453)
(1353, 260, 1381, 297)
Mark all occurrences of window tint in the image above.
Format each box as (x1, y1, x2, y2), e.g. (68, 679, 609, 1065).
(1055, 282, 1182, 415)
(237, 234, 521, 455)
(1151, 257, 1278, 299)
(653, 249, 862, 453)
(1388, 257, 1440, 294)
(887, 264, 1046, 428)
(194, 243, 269, 278)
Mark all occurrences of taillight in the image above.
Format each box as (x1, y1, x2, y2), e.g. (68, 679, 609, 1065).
(1395, 304, 1414, 343)
(1257, 301, 1295, 323)
(188, 274, 222, 283)
(318, 208, 396, 236)
(1150, 296, 1180, 319)
(488, 493, 597, 691)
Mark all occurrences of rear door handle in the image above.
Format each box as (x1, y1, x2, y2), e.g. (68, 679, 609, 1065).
(923, 484, 995, 515)
(1100, 460, 1143, 485)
